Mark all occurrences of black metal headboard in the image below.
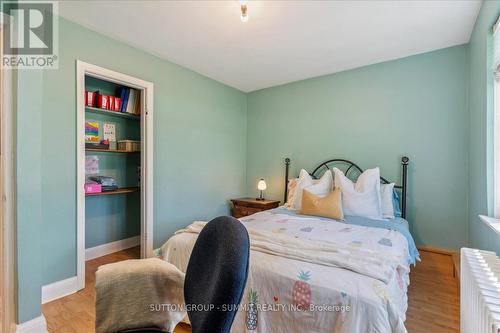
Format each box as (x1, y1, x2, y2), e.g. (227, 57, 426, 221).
(284, 156, 409, 219)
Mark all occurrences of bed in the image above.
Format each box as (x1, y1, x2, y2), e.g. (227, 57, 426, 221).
(159, 157, 418, 333)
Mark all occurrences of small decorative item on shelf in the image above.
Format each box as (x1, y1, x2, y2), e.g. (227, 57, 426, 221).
(117, 140, 140, 152)
(97, 94, 109, 109)
(257, 179, 267, 200)
(85, 155, 99, 174)
(85, 91, 97, 107)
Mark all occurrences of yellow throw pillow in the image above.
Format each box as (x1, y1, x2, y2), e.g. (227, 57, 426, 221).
(300, 188, 344, 220)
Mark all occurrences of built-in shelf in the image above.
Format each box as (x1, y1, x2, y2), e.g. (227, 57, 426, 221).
(85, 148, 139, 154)
(85, 106, 140, 120)
(85, 187, 140, 197)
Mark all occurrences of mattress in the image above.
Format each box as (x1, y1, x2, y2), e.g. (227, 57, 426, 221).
(159, 208, 418, 333)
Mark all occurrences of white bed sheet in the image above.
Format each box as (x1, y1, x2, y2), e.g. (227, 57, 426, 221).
(160, 209, 412, 333)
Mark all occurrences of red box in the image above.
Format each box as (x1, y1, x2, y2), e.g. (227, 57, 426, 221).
(97, 94, 109, 109)
(114, 97, 121, 111)
(84, 183, 102, 194)
(85, 91, 96, 107)
(108, 96, 115, 110)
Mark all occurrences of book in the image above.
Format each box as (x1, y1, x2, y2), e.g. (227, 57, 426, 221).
(103, 123, 116, 142)
(117, 88, 126, 107)
(126, 89, 136, 114)
(120, 88, 130, 113)
(134, 91, 141, 115)
(85, 121, 99, 143)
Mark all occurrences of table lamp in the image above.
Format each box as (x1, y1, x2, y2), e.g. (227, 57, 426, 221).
(257, 179, 267, 201)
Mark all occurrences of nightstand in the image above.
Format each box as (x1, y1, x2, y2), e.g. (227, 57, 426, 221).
(230, 198, 281, 218)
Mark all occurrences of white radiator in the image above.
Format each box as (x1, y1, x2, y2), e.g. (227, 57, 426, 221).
(461, 248, 500, 333)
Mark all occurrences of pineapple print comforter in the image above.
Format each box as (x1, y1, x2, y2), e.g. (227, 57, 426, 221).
(160, 208, 417, 333)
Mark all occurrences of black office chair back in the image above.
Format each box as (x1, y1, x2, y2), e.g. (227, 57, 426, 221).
(184, 216, 250, 333)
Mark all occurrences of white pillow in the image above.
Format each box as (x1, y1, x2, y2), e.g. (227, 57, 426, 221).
(380, 183, 395, 219)
(291, 169, 333, 210)
(285, 178, 299, 208)
(286, 177, 328, 208)
(333, 167, 382, 219)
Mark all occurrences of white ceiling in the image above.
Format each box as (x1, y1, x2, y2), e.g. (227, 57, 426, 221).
(60, 0, 482, 92)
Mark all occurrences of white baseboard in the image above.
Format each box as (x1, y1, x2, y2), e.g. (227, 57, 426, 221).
(16, 315, 47, 333)
(85, 235, 140, 261)
(41, 276, 79, 304)
(38, 236, 140, 305)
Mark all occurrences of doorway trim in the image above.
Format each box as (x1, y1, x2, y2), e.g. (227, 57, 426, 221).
(1, 12, 17, 333)
(76, 60, 154, 290)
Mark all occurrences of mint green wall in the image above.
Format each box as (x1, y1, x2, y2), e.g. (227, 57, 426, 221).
(468, 1, 500, 254)
(17, 17, 247, 322)
(246, 45, 469, 250)
(16, 70, 45, 323)
(86, 193, 141, 248)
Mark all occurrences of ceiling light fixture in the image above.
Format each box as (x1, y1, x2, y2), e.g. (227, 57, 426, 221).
(240, 0, 249, 22)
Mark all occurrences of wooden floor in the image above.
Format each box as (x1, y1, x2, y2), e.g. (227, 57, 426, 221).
(405, 250, 460, 332)
(43, 247, 459, 333)
(42, 247, 189, 333)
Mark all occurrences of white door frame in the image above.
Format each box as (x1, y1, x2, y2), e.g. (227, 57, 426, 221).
(1, 13, 17, 333)
(76, 60, 154, 290)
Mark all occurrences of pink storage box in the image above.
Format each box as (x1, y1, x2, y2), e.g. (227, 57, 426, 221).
(84, 183, 102, 194)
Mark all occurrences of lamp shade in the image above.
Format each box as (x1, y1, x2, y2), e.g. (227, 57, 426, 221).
(257, 179, 267, 191)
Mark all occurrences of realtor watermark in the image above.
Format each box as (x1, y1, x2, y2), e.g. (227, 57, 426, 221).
(149, 303, 351, 313)
(1, 1, 59, 69)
